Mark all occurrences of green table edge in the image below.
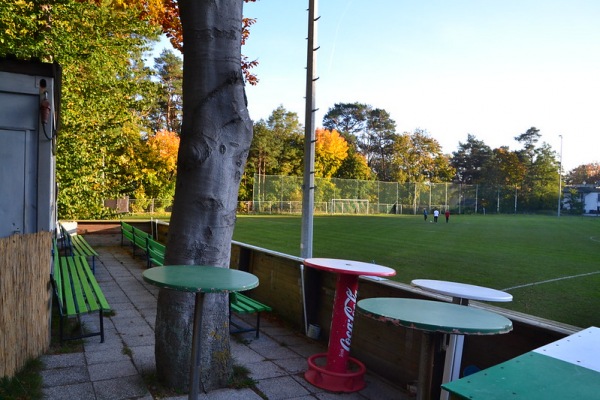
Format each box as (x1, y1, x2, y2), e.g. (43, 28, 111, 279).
(143, 265, 259, 293)
(357, 298, 513, 335)
(442, 351, 600, 399)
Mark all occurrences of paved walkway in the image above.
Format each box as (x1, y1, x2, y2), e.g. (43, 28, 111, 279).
(41, 234, 411, 400)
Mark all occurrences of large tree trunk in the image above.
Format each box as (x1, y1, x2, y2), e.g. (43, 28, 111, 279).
(155, 0, 253, 391)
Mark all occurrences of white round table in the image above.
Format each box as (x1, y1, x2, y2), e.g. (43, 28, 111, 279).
(411, 279, 513, 400)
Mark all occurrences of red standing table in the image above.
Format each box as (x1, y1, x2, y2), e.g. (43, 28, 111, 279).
(303, 258, 396, 392)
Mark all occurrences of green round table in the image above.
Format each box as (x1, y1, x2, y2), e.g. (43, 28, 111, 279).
(357, 298, 512, 400)
(143, 265, 259, 399)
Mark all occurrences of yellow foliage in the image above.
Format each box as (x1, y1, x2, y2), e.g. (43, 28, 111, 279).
(315, 128, 349, 178)
(147, 130, 180, 173)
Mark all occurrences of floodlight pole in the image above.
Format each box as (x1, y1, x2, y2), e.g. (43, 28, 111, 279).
(301, 0, 318, 259)
(557, 134, 563, 217)
(301, 0, 319, 335)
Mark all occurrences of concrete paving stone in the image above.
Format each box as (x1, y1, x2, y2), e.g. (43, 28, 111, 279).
(275, 333, 316, 348)
(245, 360, 288, 380)
(314, 391, 367, 399)
(85, 346, 131, 365)
(246, 335, 281, 350)
(41, 365, 90, 387)
(113, 319, 154, 336)
(88, 359, 138, 381)
(109, 302, 137, 313)
(291, 373, 326, 394)
(273, 357, 309, 375)
(263, 325, 297, 337)
(127, 298, 158, 310)
(121, 330, 155, 347)
(41, 352, 86, 369)
(252, 344, 300, 361)
(109, 307, 143, 320)
(143, 316, 156, 329)
(130, 344, 156, 373)
(205, 387, 264, 400)
(107, 268, 134, 277)
(289, 343, 326, 358)
(255, 375, 311, 400)
(42, 382, 96, 400)
(93, 375, 149, 400)
(358, 374, 410, 400)
(83, 332, 122, 352)
(231, 344, 265, 364)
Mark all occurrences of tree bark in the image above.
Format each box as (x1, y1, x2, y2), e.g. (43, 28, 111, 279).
(155, 0, 253, 391)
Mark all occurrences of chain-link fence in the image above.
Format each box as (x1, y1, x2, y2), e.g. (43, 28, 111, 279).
(245, 174, 522, 215)
(104, 198, 174, 214)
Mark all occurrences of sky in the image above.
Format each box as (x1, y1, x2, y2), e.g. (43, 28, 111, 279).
(152, 0, 600, 172)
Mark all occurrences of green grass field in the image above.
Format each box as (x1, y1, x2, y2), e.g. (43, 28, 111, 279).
(232, 214, 600, 328)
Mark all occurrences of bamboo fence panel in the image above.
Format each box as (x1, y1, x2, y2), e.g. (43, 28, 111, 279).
(0, 231, 52, 378)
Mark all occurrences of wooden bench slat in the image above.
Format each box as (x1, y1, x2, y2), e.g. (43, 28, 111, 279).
(51, 239, 110, 342)
(66, 256, 89, 314)
(60, 256, 77, 316)
(72, 256, 100, 312)
(78, 256, 110, 311)
(229, 292, 271, 338)
(147, 238, 165, 267)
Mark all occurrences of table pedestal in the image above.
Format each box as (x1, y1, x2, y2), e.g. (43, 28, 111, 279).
(304, 273, 366, 392)
(189, 293, 204, 399)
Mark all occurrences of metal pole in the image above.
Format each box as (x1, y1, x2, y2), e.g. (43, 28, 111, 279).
(301, 0, 318, 259)
(301, 0, 319, 335)
(557, 134, 563, 217)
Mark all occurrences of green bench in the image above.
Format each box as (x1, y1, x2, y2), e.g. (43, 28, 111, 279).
(120, 222, 152, 258)
(146, 237, 165, 268)
(120, 221, 134, 247)
(230, 292, 272, 338)
(130, 226, 151, 257)
(60, 223, 98, 273)
(51, 240, 110, 342)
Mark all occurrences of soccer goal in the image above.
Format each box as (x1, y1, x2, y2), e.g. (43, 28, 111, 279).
(330, 199, 370, 215)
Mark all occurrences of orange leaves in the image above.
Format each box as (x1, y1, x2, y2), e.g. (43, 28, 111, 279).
(315, 128, 349, 178)
(147, 129, 180, 173)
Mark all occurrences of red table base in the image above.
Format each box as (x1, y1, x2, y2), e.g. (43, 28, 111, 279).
(304, 353, 366, 392)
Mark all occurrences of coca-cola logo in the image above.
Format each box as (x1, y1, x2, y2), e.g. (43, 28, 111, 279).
(340, 287, 357, 352)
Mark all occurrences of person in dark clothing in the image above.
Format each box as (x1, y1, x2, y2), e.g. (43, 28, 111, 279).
(445, 210, 450, 223)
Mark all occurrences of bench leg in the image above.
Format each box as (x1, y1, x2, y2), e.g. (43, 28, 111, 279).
(99, 310, 104, 343)
(59, 314, 65, 343)
(255, 312, 261, 339)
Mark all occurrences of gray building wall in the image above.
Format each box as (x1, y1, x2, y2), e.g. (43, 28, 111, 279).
(0, 58, 60, 238)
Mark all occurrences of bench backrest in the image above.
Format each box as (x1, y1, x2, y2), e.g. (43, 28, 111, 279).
(52, 239, 65, 311)
(147, 238, 165, 266)
(121, 221, 134, 232)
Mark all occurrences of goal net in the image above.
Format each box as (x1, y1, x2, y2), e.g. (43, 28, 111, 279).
(330, 199, 370, 215)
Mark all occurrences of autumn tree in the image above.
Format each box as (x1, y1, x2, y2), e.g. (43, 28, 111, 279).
(451, 134, 492, 184)
(512, 127, 560, 211)
(143, 129, 180, 199)
(322, 102, 370, 150)
(391, 129, 455, 183)
(0, 0, 161, 218)
(152, 0, 258, 85)
(565, 163, 600, 185)
(156, 0, 254, 391)
(314, 128, 349, 178)
(149, 49, 183, 134)
(481, 146, 526, 188)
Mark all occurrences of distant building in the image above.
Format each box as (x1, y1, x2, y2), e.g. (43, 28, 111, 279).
(563, 184, 600, 215)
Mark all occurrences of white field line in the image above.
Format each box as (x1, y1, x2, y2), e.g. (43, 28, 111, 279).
(503, 270, 600, 291)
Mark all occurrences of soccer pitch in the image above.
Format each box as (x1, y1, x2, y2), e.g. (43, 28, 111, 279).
(233, 214, 600, 329)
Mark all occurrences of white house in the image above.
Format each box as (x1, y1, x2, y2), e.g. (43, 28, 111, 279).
(564, 185, 600, 215)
